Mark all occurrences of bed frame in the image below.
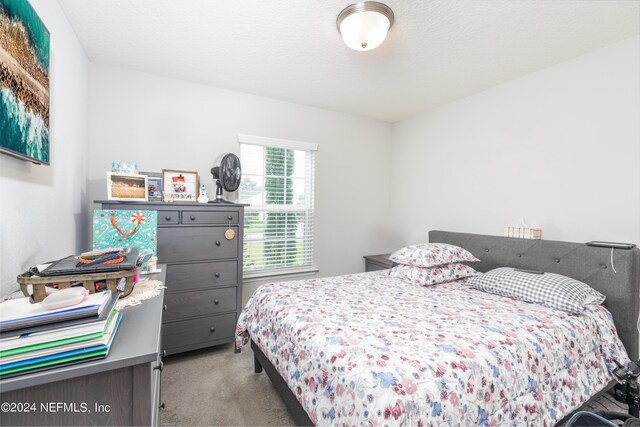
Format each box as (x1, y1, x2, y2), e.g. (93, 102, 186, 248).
(251, 230, 640, 426)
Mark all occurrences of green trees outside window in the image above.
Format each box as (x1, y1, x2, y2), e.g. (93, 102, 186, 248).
(241, 144, 310, 272)
(264, 147, 298, 267)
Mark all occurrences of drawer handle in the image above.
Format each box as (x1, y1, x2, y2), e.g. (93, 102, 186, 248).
(215, 240, 221, 246)
(165, 215, 172, 221)
(214, 299, 219, 305)
(159, 402, 165, 411)
(163, 304, 167, 311)
(210, 327, 216, 333)
(154, 361, 164, 372)
(190, 215, 196, 221)
(214, 272, 220, 278)
(227, 215, 233, 220)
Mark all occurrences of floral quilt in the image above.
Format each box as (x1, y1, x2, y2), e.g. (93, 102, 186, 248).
(235, 271, 629, 426)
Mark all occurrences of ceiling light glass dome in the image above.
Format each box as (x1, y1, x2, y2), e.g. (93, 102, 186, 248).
(337, 2, 395, 52)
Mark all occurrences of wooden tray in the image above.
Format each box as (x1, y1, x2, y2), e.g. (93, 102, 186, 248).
(17, 268, 139, 303)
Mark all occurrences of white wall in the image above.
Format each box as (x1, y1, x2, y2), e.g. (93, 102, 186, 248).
(88, 64, 393, 301)
(4, 20, 634, 300)
(390, 36, 640, 247)
(0, 0, 90, 296)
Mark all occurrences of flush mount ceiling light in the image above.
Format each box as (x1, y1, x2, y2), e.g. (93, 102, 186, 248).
(336, 1, 394, 52)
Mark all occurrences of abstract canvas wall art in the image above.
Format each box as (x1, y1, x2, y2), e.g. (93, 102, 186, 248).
(0, 0, 50, 164)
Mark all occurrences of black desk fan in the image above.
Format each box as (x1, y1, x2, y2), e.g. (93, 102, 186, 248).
(210, 153, 242, 203)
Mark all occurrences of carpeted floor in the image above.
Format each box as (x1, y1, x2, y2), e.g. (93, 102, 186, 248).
(160, 343, 629, 426)
(160, 343, 295, 426)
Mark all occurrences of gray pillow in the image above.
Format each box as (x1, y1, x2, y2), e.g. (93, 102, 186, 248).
(467, 267, 605, 313)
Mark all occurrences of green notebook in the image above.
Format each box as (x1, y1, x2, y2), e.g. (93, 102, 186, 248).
(0, 312, 121, 376)
(0, 349, 109, 375)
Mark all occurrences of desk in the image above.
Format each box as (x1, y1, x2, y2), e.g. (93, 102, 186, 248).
(0, 268, 166, 426)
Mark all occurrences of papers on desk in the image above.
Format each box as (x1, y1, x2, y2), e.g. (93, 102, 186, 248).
(0, 290, 112, 332)
(0, 311, 121, 368)
(0, 292, 118, 339)
(0, 291, 121, 378)
(0, 312, 121, 377)
(0, 300, 118, 356)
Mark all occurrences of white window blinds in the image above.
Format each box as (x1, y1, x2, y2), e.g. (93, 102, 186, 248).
(238, 135, 317, 276)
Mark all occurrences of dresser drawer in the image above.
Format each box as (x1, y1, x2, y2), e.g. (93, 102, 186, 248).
(163, 287, 237, 321)
(163, 313, 236, 349)
(157, 226, 239, 262)
(158, 211, 180, 225)
(182, 210, 239, 225)
(166, 261, 238, 292)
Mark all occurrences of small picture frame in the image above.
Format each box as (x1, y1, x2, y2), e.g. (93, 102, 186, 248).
(141, 171, 163, 201)
(106, 172, 148, 201)
(162, 169, 199, 202)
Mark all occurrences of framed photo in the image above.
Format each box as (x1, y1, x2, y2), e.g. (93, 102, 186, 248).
(141, 171, 162, 201)
(0, 0, 50, 165)
(106, 172, 148, 201)
(162, 169, 199, 202)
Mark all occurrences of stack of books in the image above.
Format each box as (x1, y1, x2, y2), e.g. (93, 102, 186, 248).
(503, 226, 542, 240)
(0, 290, 121, 378)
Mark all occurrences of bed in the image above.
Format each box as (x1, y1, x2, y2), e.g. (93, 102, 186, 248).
(235, 231, 640, 426)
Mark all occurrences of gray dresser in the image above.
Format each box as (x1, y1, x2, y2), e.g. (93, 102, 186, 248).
(0, 270, 166, 426)
(98, 201, 245, 355)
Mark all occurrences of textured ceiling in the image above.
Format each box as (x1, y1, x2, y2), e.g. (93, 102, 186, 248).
(58, 0, 639, 122)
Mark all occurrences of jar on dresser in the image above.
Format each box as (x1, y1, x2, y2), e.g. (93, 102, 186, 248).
(97, 200, 246, 355)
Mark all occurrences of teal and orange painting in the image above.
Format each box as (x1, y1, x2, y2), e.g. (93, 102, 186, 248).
(0, 0, 50, 164)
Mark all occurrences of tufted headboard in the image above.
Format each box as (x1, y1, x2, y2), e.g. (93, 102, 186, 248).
(429, 230, 640, 360)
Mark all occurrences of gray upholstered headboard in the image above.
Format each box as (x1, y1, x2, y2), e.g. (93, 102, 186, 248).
(429, 230, 640, 360)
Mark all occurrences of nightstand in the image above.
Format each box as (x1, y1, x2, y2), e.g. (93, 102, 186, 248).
(363, 254, 395, 272)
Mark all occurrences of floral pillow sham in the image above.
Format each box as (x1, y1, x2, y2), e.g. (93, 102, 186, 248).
(390, 263, 479, 286)
(389, 243, 480, 268)
(467, 267, 606, 313)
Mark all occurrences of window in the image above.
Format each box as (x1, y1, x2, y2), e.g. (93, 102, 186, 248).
(238, 134, 317, 277)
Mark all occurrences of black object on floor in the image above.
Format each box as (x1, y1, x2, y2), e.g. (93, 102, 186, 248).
(565, 410, 639, 427)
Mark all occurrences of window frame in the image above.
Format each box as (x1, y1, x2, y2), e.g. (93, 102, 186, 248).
(238, 134, 318, 280)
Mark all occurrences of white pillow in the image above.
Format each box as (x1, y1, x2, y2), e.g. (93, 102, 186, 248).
(389, 243, 479, 268)
(390, 263, 479, 286)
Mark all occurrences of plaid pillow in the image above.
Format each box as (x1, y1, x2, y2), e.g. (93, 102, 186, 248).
(390, 263, 479, 286)
(389, 243, 480, 268)
(467, 267, 605, 313)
